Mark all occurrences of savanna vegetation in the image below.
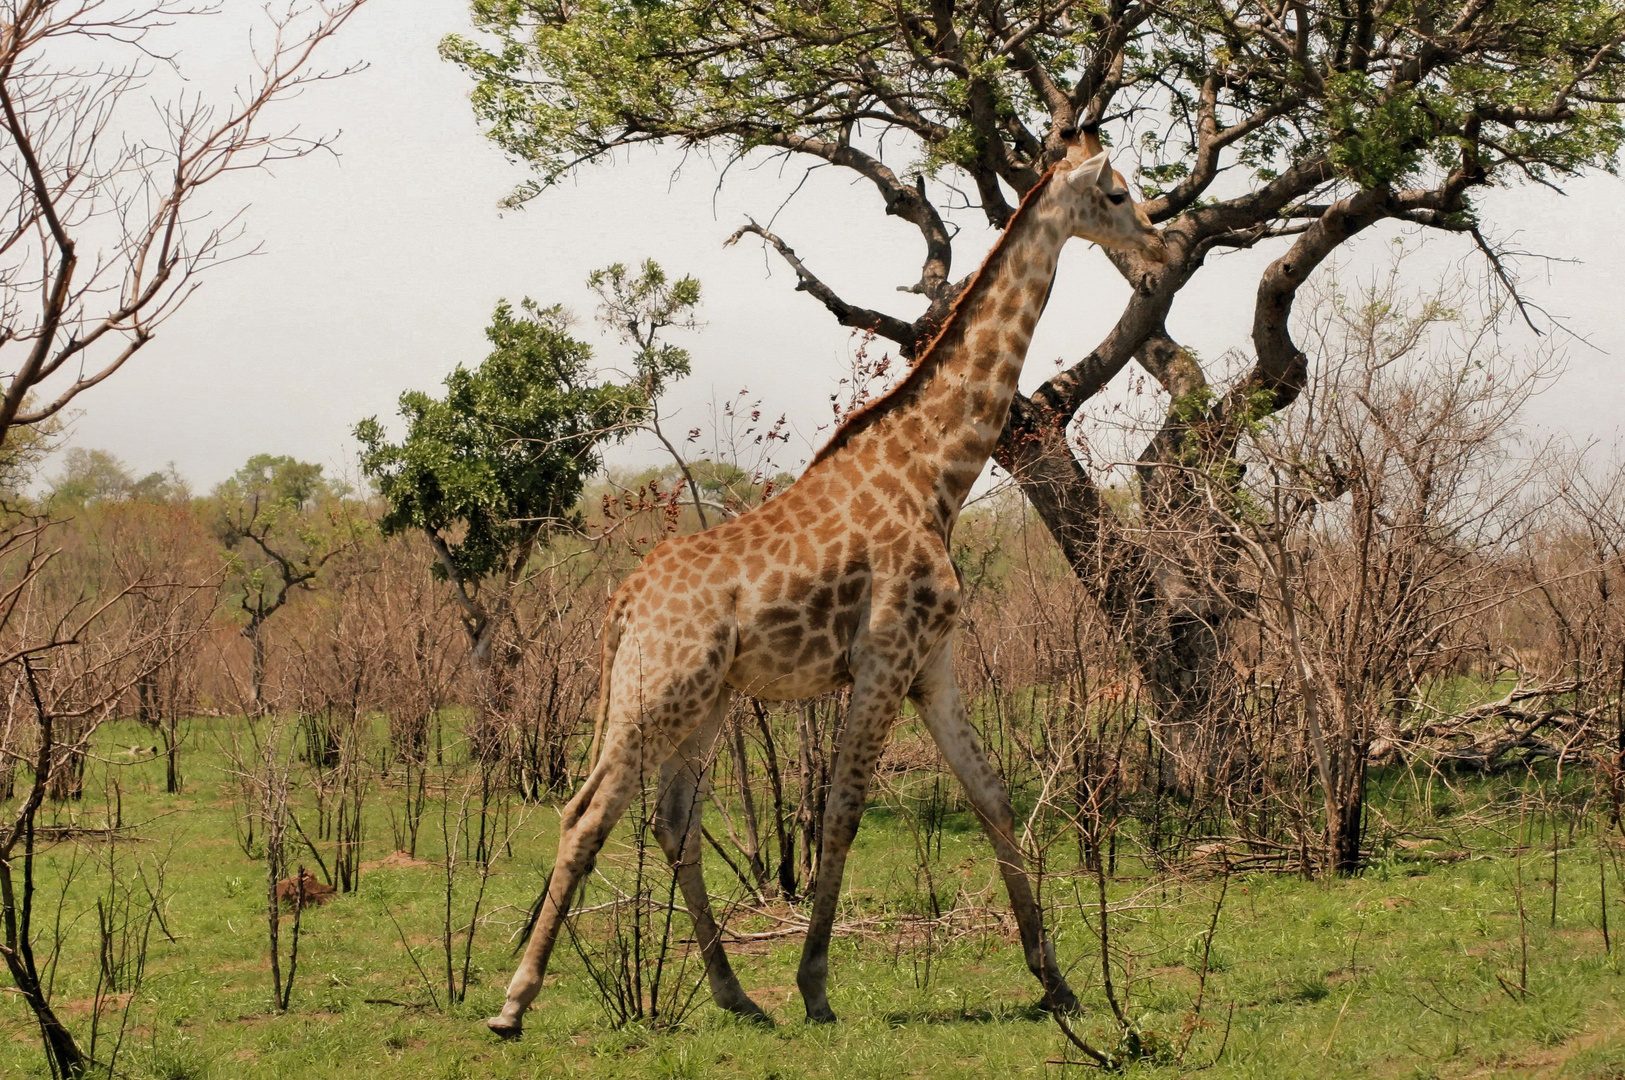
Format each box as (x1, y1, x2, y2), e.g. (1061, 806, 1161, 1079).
(5, 262, 1625, 1078)
(7, 0, 1625, 1078)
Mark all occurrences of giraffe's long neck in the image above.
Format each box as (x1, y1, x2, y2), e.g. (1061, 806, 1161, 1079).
(823, 174, 1074, 535)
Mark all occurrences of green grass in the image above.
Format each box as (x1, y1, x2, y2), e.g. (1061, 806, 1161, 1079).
(4, 718, 1625, 1079)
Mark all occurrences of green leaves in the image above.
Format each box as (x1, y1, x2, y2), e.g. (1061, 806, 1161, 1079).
(48, 449, 190, 508)
(1324, 74, 1435, 188)
(210, 454, 358, 632)
(357, 265, 699, 586)
(218, 455, 334, 513)
(441, 0, 1625, 219)
(588, 259, 700, 399)
(441, 0, 1006, 201)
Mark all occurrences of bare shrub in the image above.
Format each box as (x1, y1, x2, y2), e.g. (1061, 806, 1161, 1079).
(434, 733, 523, 1008)
(0, 0, 374, 448)
(234, 712, 304, 1012)
(565, 775, 708, 1031)
(0, 506, 215, 1075)
(1225, 270, 1550, 872)
(370, 538, 463, 854)
(501, 546, 609, 802)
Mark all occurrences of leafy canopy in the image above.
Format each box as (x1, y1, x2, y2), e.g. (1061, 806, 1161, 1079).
(210, 454, 356, 629)
(443, 0, 1625, 224)
(51, 448, 188, 507)
(356, 287, 691, 584)
(215, 454, 336, 514)
(588, 259, 700, 399)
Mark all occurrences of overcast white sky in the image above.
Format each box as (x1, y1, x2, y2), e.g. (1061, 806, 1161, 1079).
(50, 0, 1625, 492)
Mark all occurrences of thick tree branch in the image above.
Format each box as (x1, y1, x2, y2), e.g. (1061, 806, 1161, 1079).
(1243, 185, 1397, 413)
(1028, 250, 1203, 420)
(1142, 91, 1311, 222)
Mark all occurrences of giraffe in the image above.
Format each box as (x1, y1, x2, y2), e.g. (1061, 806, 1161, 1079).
(487, 126, 1165, 1037)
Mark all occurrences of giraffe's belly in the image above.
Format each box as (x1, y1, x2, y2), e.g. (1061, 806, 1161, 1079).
(724, 640, 852, 701)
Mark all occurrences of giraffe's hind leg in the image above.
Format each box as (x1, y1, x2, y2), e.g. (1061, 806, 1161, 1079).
(909, 643, 1079, 1013)
(653, 688, 773, 1024)
(487, 731, 646, 1036)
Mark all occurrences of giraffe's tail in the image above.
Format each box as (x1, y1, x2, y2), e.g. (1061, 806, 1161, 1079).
(585, 594, 626, 772)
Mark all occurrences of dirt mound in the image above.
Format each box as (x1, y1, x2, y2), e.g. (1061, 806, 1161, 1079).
(275, 869, 336, 910)
(361, 850, 435, 872)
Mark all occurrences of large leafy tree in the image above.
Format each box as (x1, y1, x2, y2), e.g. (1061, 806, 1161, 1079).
(356, 289, 689, 680)
(444, 0, 1625, 784)
(48, 449, 188, 507)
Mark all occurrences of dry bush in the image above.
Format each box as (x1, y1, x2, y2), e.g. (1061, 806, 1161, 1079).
(0, 507, 217, 1076)
(1222, 271, 1550, 872)
(497, 544, 612, 802)
(367, 538, 464, 855)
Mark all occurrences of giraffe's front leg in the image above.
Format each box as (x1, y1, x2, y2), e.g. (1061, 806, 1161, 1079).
(909, 643, 1079, 1014)
(796, 675, 906, 1023)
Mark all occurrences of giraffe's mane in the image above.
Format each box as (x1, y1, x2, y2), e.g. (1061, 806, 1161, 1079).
(806, 161, 1064, 469)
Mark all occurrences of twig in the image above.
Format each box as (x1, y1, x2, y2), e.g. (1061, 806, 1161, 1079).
(1050, 1009, 1119, 1069)
(380, 899, 442, 1012)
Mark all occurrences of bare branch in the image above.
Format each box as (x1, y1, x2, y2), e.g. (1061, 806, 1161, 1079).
(724, 219, 922, 350)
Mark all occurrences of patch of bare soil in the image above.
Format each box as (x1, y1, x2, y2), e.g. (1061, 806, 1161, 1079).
(361, 850, 436, 872)
(1449, 1005, 1625, 1078)
(55, 992, 129, 1017)
(879, 734, 943, 773)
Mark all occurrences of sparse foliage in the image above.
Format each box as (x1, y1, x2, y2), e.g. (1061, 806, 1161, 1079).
(213, 455, 362, 714)
(0, 0, 374, 448)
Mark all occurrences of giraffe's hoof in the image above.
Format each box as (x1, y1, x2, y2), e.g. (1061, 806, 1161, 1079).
(804, 1003, 838, 1025)
(726, 998, 776, 1027)
(485, 1016, 523, 1040)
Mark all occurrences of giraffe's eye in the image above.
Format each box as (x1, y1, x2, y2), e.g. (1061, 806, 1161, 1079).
(1107, 191, 1128, 206)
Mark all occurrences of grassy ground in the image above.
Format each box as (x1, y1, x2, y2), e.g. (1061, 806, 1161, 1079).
(4, 718, 1625, 1079)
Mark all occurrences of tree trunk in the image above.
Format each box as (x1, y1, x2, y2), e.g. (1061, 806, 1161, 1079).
(795, 699, 825, 895)
(136, 669, 157, 726)
(995, 394, 1237, 793)
(162, 713, 181, 795)
(982, 195, 1391, 793)
(1329, 771, 1366, 876)
(45, 715, 86, 802)
(1326, 735, 1369, 877)
(465, 612, 510, 762)
(1, 665, 89, 1076)
(247, 619, 267, 717)
(727, 712, 768, 894)
(0, 951, 84, 1079)
(752, 700, 798, 899)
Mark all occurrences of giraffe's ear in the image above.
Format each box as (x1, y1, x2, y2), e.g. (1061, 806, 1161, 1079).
(1066, 150, 1110, 192)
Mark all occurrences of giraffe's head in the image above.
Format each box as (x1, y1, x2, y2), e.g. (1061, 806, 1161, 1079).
(1054, 126, 1166, 263)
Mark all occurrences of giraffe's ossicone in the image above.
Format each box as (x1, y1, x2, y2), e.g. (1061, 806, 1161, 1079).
(489, 126, 1166, 1037)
